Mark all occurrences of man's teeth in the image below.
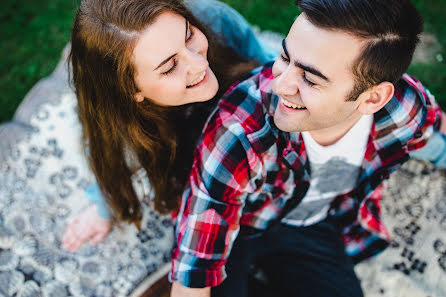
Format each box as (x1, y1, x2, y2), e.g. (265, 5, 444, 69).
(281, 98, 306, 109)
(187, 71, 206, 87)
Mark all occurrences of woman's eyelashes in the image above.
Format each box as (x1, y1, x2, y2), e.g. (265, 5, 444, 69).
(280, 54, 289, 62)
(279, 54, 316, 87)
(161, 59, 177, 76)
(160, 26, 194, 76)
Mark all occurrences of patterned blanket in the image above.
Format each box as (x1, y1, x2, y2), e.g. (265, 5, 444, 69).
(0, 41, 445, 297)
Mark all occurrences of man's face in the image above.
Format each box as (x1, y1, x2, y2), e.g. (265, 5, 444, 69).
(272, 14, 367, 142)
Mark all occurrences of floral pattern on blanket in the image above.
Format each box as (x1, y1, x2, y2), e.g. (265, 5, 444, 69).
(0, 91, 173, 297)
(356, 160, 446, 297)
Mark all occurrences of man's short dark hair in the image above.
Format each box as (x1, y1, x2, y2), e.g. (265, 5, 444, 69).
(295, 0, 423, 101)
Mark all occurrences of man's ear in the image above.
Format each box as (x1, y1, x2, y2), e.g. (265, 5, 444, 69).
(134, 92, 144, 103)
(357, 82, 394, 115)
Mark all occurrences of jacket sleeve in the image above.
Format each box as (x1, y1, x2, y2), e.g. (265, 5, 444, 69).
(170, 111, 262, 288)
(84, 183, 111, 219)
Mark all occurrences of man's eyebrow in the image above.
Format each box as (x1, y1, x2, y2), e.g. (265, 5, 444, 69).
(154, 19, 189, 71)
(295, 61, 330, 82)
(282, 38, 330, 82)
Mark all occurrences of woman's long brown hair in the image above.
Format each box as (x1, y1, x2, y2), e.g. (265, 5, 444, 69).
(70, 0, 259, 226)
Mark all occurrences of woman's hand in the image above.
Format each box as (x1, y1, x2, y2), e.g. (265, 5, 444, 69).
(62, 204, 112, 252)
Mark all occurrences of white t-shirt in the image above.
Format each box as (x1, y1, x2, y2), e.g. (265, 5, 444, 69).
(282, 114, 373, 227)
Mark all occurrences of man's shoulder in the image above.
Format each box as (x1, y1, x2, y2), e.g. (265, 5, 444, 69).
(215, 63, 276, 133)
(374, 74, 436, 146)
(396, 74, 430, 104)
(377, 74, 427, 122)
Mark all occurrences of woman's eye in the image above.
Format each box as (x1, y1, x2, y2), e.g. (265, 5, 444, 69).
(161, 59, 178, 76)
(302, 73, 316, 86)
(280, 54, 290, 63)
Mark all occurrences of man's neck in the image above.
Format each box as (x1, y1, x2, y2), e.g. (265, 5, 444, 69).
(309, 113, 364, 146)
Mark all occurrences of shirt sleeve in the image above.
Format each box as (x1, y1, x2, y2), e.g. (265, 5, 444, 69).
(170, 110, 262, 288)
(84, 183, 111, 219)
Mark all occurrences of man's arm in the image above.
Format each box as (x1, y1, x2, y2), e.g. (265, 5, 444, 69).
(171, 281, 210, 297)
(170, 119, 257, 287)
(170, 94, 264, 289)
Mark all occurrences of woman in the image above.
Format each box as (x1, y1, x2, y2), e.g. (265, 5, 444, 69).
(62, 0, 276, 251)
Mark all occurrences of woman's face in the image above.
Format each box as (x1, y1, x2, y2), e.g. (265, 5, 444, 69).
(132, 12, 219, 106)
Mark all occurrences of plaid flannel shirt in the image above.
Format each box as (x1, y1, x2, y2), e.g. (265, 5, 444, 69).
(170, 63, 441, 288)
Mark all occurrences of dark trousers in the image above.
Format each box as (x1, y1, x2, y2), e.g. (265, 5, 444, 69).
(212, 218, 364, 297)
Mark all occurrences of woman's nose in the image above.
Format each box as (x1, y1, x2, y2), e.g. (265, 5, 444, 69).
(184, 48, 208, 73)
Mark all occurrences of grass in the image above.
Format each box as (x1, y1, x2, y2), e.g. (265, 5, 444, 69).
(0, 0, 444, 123)
(409, 0, 446, 108)
(0, 0, 81, 122)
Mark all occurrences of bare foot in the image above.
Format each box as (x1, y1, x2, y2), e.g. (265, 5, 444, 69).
(62, 204, 112, 252)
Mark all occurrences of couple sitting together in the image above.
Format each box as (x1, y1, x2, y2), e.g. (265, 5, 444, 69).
(62, 0, 445, 296)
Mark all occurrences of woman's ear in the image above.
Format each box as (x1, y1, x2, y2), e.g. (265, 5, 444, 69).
(134, 92, 144, 103)
(357, 81, 395, 115)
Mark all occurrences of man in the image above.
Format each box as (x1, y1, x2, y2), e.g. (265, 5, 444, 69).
(170, 0, 441, 296)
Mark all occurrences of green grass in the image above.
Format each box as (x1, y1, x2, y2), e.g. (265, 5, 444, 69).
(222, 0, 298, 35)
(409, 0, 446, 107)
(0, 0, 80, 123)
(0, 0, 444, 123)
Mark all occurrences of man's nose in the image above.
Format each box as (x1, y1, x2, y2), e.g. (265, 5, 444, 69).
(275, 67, 299, 96)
